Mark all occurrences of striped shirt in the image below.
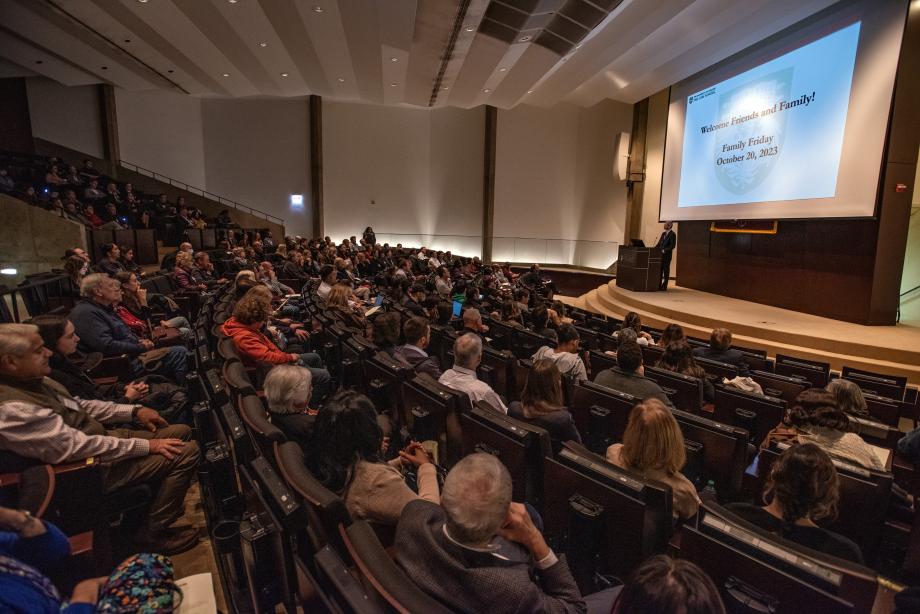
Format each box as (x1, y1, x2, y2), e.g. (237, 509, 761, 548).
(0, 392, 149, 465)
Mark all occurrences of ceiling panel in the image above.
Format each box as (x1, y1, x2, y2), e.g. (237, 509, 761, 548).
(0, 0, 844, 111)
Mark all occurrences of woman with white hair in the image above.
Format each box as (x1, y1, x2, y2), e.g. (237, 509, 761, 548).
(263, 365, 315, 447)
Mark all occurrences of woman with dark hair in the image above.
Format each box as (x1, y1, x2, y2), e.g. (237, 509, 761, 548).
(29, 314, 188, 421)
(728, 443, 863, 563)
(616, 311, 654, 346)
(613, 554, 725, 614)
(508, 359, 581, 451)
(307, 390, 439, 526)
(529, 303, 558, 342)
(498, 299, 525, 328)
(115, 271, 192, 341)
(762, 388, 883, 471)
(118, 245, 142, 276)
(363, 226, 376, 246)
(657, 323, 685, 348)
(656, 341, 714, 402)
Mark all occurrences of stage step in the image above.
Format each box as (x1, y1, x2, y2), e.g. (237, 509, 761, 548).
(560, 283, 920, 385)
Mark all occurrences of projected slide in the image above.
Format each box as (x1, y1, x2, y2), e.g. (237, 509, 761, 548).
(677, 22, 860, 209)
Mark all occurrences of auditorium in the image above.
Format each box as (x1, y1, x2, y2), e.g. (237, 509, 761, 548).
(0, 0, 918, 611)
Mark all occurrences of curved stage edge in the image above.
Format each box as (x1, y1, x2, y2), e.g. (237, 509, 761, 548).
(558, 280, 920, 384)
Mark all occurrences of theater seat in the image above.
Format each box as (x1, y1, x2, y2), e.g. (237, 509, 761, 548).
(342, 519, 453, 614)
(238, 394, 286, 459)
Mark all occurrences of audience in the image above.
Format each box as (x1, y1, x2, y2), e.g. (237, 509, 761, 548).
(612, 554, 725, 614)
(439, 333, 507, 413)
(370, 311, 401, 356)
(657, 322, 686, 348)
(93, 243, 125, 277)
(615, 312, 654, 346)
(728, 443, 864, 564)
(692, 327, 750, 375)
(68, 274, 188, 385)
(594, 340, 674, 408)
(656, 340, 714, 402)
(393, 316, 442, 379)
(531, 323, 587, 382)
(508, 359, 581, 451)
(825, 378, 869, 419)
(173, 251, 206, 292)
(327, 283, 367, 330)
(396, 452, 618, 612)
(115, 271, 193, 342)
(461, 307, 488, 337)
(307, 390, 439, 526)
(0, 323, 198, 553)
(606, 398, 701, 520)
(263, 364, 316, 447)
(762, 388, 884, 471)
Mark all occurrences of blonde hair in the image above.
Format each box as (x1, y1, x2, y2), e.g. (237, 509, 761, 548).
(235, 270, 256, 283)
(175, 251, 193, 269)
(326, 283, 352, 309)
(620, 398, 686, 476)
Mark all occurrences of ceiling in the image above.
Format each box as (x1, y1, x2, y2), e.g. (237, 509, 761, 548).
(0, 0, 841, 109)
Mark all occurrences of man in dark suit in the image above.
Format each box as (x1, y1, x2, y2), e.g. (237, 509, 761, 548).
(692, 327, 750, 376)
(396, 452, 618, 612)
(655, 221, 676, 290)
(393, 316, 442, 379)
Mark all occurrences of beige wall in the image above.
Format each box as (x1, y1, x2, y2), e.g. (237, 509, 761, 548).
(322, 101, 485, 256)
(26, 77, 103, 159)
(115, 88, 207, 188)
(0, 194, 87, 283)
(898, 146, 920, 322)
(638, 89, 674, 271)
(202, 99, 311, 236)
(494, 100, 632, 268)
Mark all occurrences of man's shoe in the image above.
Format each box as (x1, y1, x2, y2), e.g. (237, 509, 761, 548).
(138, 526, 200, 555)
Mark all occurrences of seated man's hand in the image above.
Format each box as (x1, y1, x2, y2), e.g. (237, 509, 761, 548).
(500, 502, 550, 560)
(124, 380, 149, 400)
(136, 407, 167, 432)
(148, 438, 186, 460)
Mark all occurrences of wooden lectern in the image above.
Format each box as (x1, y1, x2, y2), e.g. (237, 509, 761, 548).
(617, 245, 663, 292)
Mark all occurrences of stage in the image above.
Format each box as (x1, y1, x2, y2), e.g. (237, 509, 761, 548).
(559, 281, 920, 384)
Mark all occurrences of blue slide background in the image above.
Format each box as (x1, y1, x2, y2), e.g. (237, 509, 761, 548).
(677, 22, 860, 208)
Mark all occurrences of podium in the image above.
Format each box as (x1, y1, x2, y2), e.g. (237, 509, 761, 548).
(617, 246, 662, 292)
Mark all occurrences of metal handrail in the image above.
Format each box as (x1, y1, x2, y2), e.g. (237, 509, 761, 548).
(0, 273, 74, 323)
(117, 159, 285, 225)
(900, 284, 920, 298)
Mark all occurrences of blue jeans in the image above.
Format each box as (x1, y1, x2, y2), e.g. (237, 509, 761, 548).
(297, 352, 331, 402)
(133, 345, 189, 386)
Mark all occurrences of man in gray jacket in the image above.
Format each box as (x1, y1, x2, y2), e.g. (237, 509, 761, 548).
(396, 453, 619, 613)
(593, 340, 674, 408)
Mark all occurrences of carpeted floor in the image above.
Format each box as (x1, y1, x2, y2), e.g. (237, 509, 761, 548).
(170, 481, 226, 612)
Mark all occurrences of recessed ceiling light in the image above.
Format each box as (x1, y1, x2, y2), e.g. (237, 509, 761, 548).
(228, 0, 238, 3)
(124, 39, 132, 43)
(222, 73, 230, 77)
(35, 60, 43, 64)
(280, 72, 289, 77)
(390, 57, 398, 62)
(482, 88, 491, 93)
(101, 66, 108, 70)
(312, 5, 323, 12)
(442, 86, 449, 90)
(389, 82, 397, 87)
(167, 69, 174, 73)
(465, 26, 475, 32)
(337, 77, 345, 82)
(527, 89, 533, 94)
(258, 42, 268, 48)
(137, 0, 148, 3)
(519, 35, 531, 42)
(498, 67, 507, 72)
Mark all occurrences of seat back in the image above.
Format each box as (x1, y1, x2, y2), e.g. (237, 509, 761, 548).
(841, 367, 907, 402)
(682, 504, 872, 614)
(586, 350, 617, 380)
(461, 402, 552, 510)
(485, 318, 515, 351)
(513, 328, 555, 359)
(401, 374, 470, 467)
(574, 326, 599, 351)
(543, 443, 672, 580)
(342, 520, 453, 614)
(713, 386, 785, 445)
(750, 370, 810, 404)
(640, 344, 665, 368)
(480, 345, 515, 401)
(363, 352, 414, 425)
(217, 336, 242, 364)
(696, 357, 739, 380)
(274, 441, 353, 561)
(775, 354, 830, 387)
(643, 366, 704, 413)
(672, 409, 748, 499)
(223, 359, 257, 407)
(571, 380, 640, 454)
(238, 394, 286, 460)
(862, 392, 900, 427)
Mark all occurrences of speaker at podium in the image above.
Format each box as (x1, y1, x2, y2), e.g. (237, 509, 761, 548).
(617, 243, 662, 292)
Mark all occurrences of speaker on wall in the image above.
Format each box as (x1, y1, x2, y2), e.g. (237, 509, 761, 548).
(613, 132, 630, 181)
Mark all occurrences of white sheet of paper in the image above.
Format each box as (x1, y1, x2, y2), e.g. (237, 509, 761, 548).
(175, 573, 217, 614)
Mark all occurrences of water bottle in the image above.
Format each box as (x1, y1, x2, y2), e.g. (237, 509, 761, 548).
(700, 479, 718, 505)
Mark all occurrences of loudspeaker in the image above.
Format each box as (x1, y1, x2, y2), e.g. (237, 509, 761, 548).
(613, 132, 631, 180)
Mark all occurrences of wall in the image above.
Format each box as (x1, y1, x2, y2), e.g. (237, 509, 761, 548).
(115, 88, 206, 188)
(897, 146, 920, 323)
(494, 100, 632, 269)
(638, 89, 674, 271)
(26, 77, 103, 158)
(0, 194, 87, 283)
(202, 99, 310, 236)
(322, 101, 484, 256)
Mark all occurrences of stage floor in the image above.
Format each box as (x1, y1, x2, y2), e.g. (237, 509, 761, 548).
(560, 281, 920, 383)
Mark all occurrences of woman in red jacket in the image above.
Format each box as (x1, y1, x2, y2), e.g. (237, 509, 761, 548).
(221, 289, 331, 397)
